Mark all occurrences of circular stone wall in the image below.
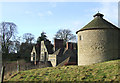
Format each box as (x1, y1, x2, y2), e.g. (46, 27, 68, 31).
(77, 29, 119, 65)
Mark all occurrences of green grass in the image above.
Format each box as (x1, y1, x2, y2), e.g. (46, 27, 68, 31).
(5, 59, 120, 82)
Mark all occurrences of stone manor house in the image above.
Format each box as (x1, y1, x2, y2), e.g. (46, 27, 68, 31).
(31, 12, 120, 66)
(31, 39, 77, 67)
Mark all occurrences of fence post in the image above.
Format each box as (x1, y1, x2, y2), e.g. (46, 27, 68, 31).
(0, 66, 5, 83)
(17, 60, 20, 72)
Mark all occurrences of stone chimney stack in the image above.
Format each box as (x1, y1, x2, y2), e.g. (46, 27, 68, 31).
(54, 39, 64, 51)
(66, 42, 77, 50)
(66, 42, 73, 50)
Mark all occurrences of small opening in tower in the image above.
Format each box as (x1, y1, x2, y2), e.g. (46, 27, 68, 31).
(80, 35, 82, 40)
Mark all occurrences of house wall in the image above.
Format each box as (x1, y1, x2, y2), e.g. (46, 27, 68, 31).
(77, 29, 119, 65)
(48, 54, 56, 67)
(119, 31, 120, 59)
(40, 41, 49, 62)
(31, 46, 37, 62)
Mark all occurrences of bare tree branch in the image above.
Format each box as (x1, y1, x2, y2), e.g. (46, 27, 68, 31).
(0, 22, 17, 55)
(54, 29, 76, 43)
(23, 33, 35, 44)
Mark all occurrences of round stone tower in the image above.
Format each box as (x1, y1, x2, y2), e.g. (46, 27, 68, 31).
(76, 12, 120, 66)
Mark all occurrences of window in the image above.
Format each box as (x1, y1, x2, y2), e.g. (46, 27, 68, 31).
(79, 35, 82, 40)
(41, 55, 43, 59)
(33, 53, 35, 60)
(44, 52, 47, 61)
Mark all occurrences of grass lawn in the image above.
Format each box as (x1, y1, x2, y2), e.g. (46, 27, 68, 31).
(5, 59, 120, 82)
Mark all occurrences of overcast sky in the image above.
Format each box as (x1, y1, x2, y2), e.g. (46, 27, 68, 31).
(0, 1, 118, 43)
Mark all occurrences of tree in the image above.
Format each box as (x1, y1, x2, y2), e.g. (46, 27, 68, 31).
(0, 22, 17, 55)
(19, 42, 35, 62)
(37, 32, 47, 43)
(54, 29, 76, 43)
(11, 36, 21, 53)
(14, 40, 20, 53)
(23, 33, 35, 44)
(7, 36, 21, 53)
(8, 40, 15, 53)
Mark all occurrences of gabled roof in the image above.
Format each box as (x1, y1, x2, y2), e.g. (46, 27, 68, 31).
(53, 48, 65, 56)
(76, 12, 119, 34)
(57, 56, 77, 66)
(36, 43, 41, 54)
(53, 48, 77, 66)
(45, 44, 54, 54)
(53, 48, 76, 57)
(57, 57, 70, 66)
(44, 40, 54, 54)
(31, 43, 41, 55)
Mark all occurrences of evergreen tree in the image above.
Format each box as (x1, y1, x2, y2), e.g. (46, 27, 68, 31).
(37, 32, 48, 44)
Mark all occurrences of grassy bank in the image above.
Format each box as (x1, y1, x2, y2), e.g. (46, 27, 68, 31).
(5, 59, 120, 82)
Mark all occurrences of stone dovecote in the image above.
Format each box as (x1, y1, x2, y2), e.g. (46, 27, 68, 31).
(76, 12, 120, 65)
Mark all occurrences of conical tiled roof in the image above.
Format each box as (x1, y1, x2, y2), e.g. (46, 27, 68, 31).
(76, 12, 119, 33)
